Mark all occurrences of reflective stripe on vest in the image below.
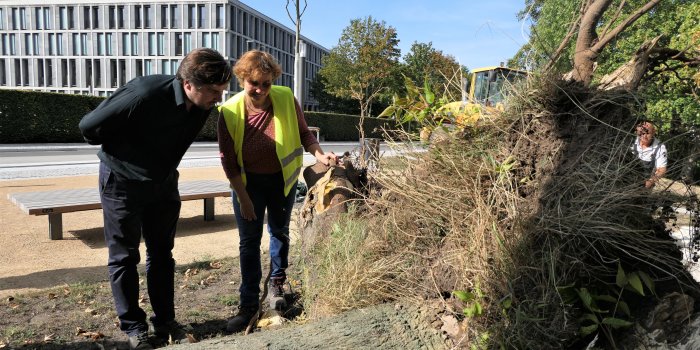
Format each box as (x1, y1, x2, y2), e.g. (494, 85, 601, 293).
(218, 85, 302, 196)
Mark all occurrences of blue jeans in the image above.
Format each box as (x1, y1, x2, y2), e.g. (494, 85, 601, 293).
(231, 171, 296, 307)
(99, 162, 180, 336)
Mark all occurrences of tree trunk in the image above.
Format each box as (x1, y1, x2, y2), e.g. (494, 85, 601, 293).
(599, 35, 662, 91)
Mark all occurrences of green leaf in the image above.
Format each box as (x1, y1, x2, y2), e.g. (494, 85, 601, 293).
(378, 106, 396, 118)
(576, 288, 594, 311)
(627, 272, 645, 296)
(576, 288, 607, 313)
(474, 301, 483, 316)
(616, 263, 627, 288)
(580, 313, 599, 325)
(453, 290, 475, 302)
(638, 271, 656, 296)
(580, 324, 599, 336)
(423, 79, 435, 105)
(501, 297, 512, 310)
(602, 317, 634, 329)
(617, 301, 631, 317)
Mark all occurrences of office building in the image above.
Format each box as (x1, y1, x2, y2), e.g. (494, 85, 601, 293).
(0, 0, 328, 109)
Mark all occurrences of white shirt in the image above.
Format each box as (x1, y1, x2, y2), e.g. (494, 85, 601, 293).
(632, 137, 667, 170)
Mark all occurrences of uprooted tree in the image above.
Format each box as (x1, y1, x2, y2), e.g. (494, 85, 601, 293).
(297, 1, 700, 349)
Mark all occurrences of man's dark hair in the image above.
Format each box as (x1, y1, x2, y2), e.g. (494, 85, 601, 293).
(177, 48, 232, 86)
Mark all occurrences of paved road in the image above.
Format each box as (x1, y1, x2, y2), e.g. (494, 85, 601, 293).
(0, 142, 382, 180)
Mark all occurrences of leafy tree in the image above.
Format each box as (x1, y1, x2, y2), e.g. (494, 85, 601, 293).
(403, 41, 468, 102)
(318, 16, 401, 137)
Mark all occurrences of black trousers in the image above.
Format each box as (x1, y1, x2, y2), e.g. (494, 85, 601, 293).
(99, 162, 181, 336)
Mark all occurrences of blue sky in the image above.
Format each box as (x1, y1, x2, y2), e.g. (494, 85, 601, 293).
(240, 0, 530, 70)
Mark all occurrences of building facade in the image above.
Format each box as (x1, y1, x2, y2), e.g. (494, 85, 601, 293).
(0, 0, 328, 109)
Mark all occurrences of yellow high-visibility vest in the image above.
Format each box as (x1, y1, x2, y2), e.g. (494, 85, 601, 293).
(219, 85, 302, 195)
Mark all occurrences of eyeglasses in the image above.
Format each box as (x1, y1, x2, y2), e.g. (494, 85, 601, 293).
(249, 80, 272, 88)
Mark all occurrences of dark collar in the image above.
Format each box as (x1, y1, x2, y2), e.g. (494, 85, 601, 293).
(173, 78, 187, 108)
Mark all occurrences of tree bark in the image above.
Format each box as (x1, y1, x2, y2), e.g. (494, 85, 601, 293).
(567, 0, 662, 86)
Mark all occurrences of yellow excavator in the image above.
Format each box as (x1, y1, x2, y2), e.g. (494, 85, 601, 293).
(420, 66, 527, 140)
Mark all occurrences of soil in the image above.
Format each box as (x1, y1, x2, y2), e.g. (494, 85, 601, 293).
(0, 167, 447, 349)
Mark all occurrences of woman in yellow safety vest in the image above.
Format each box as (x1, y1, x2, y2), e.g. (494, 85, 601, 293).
(217, 50, 337, 333)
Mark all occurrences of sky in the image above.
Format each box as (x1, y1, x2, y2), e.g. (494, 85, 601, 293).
(239, 0, 531, 70)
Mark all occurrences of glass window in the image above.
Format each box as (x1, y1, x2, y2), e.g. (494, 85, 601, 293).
(134, 5, 142, 29)
(0, 59, 7, 86)
(48, 33, 55, 55)
(46, 59, 53, 86)
(106, 33, 113, 55)
(35, 8, 43, 30)
(119, 59, 126, 86)
(11, 8, 17, 30)
(24, 34, 31, 55)
(59, 7, 66, 29)
(162, 60, 169, 75)
(85, 59, 92, 87)
(110, 59, 117, 87)
(19, 8, 26, 30)
(97, 33, 104, 55)
(81, 33, 88, 56)
(202, 32, 210, 48)
(170, 5, 179, 29)
(144, 59, 152, 75)
(188, 5, 195, 29)
(67, 7, 74, 29)
(157, 33, 165, 55)
(38, 59, 45, 86)
(160, 5, 168, 28)
(135, 59, 143, 77)
(69, 59, 76, 87)
(83, 7, 90, 29)
(61, 59, 67, 87)
(122, 33, 129, 56)
(131, 33, 138, 55)
(72, 34, 79, 55)
(33, 33, 39, 55)
(144, 6, 152, 29)
(91, 6, 99, 29)
(9, 34, 16, 55)
(148, 32, 156, 55)
(94, 59, 101, 87)
(0, 9, 4, 30)
(1, 34, 6, 55)
(216, 5, 224, 28)
(14, 59, 20, 85)
(56, 33, 63, 55)
(183, 33, 192, 55)
(175, 33, 182, 56)
(198, 5, 206, 28)
(108, 6, 115, 29)
(21, 58, 28, 86)
(117, 6, 125, 29)
(44, 8, 51, 30)
(212, 33, 219, 51)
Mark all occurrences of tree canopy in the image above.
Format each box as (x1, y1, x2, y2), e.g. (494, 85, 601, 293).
(317, 16, 401, 120)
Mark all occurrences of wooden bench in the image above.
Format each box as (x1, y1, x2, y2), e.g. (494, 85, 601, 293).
(7, 180, 232, 240)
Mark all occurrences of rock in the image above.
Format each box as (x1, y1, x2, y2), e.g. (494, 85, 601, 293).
(644, 292, 694, 342)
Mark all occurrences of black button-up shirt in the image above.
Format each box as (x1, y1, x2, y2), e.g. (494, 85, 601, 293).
(79, 75, 211, 182)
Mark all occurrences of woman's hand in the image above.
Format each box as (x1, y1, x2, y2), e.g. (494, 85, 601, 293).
(316, 152, 338, 166)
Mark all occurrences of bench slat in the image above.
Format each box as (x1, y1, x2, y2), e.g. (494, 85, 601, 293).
(7, 180, 231, 216)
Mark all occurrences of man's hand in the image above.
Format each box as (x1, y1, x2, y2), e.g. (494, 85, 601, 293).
(238, 193, 257, 221)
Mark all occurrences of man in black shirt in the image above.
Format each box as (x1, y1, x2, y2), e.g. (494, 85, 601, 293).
(79, 48, 231, 350)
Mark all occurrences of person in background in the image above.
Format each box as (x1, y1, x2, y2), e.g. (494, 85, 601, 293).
(632, 120, 667, 188)
(217, 49, 337, 333)
(79, 48, 232, 350)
